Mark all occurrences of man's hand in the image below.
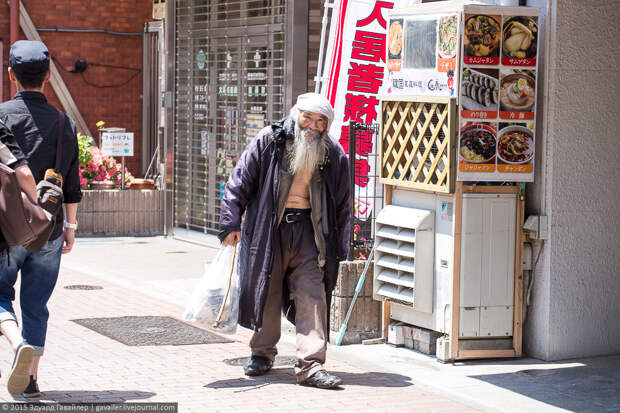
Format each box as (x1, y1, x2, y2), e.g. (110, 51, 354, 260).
(63, 203, 79, 254)
(62, 228, 75, 254)
(15, 164, 37, 201)
(222, 231, 241, 247)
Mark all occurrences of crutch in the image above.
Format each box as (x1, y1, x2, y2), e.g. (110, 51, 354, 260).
(335, 243, 376, 346)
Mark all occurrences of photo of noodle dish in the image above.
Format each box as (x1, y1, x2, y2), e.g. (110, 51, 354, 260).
(438, 15, 458, 58)
(460, 123, 497, 163)
(500, 70, 536, 112)
(497, 125, 534, 164)
(464, 14, 500, 57)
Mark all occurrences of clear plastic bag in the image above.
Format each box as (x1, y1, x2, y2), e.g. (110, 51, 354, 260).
(182, 245, 239, 334)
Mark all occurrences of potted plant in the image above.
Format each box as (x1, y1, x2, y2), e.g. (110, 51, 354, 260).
(78, 133, 133, 190)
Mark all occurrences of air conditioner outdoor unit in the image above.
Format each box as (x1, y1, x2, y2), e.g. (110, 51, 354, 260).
(373, 205, 435, 313)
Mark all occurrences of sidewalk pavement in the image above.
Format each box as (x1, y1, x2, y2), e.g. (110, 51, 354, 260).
(0, 236, 614, 413)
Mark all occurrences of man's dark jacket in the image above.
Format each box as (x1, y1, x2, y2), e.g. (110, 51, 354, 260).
(219, 117, 351, 331)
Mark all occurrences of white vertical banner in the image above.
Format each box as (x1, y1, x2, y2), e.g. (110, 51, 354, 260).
(321, 0, 420, 221)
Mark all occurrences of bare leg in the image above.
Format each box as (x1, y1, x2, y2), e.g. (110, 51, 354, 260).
(30, 356, 40, 379)
(1, 320, 34, 395)
(0, 320, 24, 352)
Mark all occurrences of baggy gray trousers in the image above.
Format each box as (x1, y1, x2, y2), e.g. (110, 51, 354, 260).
(249, 218, 327, 382)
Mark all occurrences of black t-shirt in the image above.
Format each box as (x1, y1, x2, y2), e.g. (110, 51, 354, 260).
(0, 91, 82, 241)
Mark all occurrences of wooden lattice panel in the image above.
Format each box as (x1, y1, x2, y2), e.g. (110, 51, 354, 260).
(380, 98, 456, 193)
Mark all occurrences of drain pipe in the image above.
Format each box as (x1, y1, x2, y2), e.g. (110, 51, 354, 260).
(9, 0, 19, 97)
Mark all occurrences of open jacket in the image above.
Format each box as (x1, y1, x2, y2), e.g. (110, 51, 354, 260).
(219, 117, 351, 331)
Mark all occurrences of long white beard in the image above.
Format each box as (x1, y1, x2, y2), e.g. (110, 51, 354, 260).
(288, 120, 326, 175)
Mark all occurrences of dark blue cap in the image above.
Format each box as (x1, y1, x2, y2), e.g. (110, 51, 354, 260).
(9, 40, 50, 76)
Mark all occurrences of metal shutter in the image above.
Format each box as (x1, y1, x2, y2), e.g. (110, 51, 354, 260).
(174, 0, 286, 233)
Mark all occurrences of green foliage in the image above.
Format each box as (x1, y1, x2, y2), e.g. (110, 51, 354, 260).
(77, 133, 94, 168)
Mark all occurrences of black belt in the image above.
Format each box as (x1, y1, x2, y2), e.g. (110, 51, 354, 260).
(283, 208, 311, 223)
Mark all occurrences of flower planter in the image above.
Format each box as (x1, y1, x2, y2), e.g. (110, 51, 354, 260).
(128, 179, 156, 190)
(76, 189, 164, 237)
(90, 181, 115, 190)
(329, 260, 381, 345)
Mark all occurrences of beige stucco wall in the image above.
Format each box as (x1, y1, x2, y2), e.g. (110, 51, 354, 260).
(524, 0, 620, 360)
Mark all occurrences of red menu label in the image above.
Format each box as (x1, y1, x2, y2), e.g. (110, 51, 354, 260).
(464, 56, 499, 66)
(499, 111, 535, 120)
(460, 162, 495, 172)
(502, 57, 536, 67)
(461, 110, 497, 120)
(498, 164, 533, 173)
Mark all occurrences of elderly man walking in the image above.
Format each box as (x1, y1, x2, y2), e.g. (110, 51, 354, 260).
(219, 93, 351, 389)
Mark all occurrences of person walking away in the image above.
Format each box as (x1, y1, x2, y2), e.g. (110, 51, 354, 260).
(219, 93, 351, 389)
(0, 40, 82, 397)
(0, 119, 39, 395)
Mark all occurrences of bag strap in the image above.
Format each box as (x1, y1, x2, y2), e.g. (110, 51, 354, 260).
(55, 111, 65, 172)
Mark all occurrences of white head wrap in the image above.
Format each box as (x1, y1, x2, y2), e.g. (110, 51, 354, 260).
(293, 92, 334, 128)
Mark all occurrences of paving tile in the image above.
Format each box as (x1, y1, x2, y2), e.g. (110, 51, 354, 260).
(0, 267, 479, 413)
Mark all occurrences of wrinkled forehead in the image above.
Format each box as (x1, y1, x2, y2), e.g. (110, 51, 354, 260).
(299, 110, 328, 122)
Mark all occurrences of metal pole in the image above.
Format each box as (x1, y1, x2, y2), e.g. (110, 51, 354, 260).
(314, 1, 333, 93)
(348, 122, 356, 260)
(121, 157, 126, 190)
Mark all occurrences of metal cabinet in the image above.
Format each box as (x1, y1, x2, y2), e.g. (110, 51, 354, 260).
(460, 193, 516, 338)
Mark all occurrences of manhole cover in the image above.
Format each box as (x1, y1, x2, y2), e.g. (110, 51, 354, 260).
(64, 285, 103, 290)
(223, 355, 297, 367)
(516, 369, 557, 377)
(72, 316, 232, 346)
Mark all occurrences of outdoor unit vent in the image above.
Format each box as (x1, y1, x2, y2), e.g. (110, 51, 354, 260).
(373, 205, 435, 313)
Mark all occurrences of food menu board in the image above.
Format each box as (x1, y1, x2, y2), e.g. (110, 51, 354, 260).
(457, 6, 540, 182)
(384, 11, 460, 98)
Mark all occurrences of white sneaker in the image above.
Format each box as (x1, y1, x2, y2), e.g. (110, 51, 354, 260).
(7, 343, 34, 395)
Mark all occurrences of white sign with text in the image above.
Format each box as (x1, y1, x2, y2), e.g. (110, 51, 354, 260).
(101, 132, 134, 157)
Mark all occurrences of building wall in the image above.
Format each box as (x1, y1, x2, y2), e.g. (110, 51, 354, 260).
(524, 0, 620, 360)
(0, 0, 151, 175)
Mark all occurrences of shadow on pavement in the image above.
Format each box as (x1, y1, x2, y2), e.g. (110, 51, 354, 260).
(12, 390, 157, 403)
(205, 369, 413, 391)
(470, 358, 620, 413)
(333, 371, 414, 387)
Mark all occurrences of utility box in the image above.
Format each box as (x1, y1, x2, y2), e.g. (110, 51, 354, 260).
(153, 0, 165, 20)
(375, 184, 522, 361)
(376, 94, 525, 361)
(460, 193, 516, 338)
